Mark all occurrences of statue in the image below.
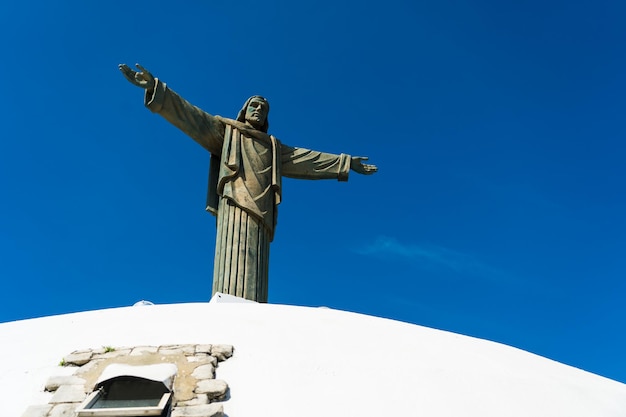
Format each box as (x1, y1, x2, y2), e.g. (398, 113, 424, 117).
(119, 63, 377, 302)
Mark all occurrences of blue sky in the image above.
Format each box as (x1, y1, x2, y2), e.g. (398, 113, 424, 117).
(1, 0, 625, 383)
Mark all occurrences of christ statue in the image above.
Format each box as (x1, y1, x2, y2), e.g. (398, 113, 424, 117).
(119, 63, 377, 302)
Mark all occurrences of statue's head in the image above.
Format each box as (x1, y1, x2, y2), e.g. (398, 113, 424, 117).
(237, 95, 270, 132)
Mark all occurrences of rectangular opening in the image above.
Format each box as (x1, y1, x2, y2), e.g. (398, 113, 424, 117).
(76, 389, 171, 417)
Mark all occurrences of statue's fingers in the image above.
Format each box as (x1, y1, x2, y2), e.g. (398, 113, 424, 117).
(354, 156, 369, 161)
(135, 63, 151, 75)
(119, 64, 139, 83)
(119, 63, 132, 75)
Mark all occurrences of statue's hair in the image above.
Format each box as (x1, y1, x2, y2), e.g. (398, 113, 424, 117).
(236, 95, 270, 132)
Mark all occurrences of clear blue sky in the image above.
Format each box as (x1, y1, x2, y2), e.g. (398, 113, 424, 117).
(1, 0, 625, 383)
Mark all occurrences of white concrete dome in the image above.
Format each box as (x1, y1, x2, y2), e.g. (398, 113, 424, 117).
(3, 300, 626, 417)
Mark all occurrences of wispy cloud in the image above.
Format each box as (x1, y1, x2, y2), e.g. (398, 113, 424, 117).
(354, 236, 512, 283)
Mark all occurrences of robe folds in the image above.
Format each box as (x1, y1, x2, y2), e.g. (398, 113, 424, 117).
(145, 79, 351, 302)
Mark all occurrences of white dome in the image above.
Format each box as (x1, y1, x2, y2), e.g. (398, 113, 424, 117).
(2, 302, 625, 417)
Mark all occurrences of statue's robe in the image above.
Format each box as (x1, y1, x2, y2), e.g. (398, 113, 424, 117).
(145, 80, 352, 302)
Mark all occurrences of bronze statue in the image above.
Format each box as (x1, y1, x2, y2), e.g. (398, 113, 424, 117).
(119, 63, 377, 302)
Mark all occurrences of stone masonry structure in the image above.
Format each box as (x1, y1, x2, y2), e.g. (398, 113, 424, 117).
(21, 343, 234, 417)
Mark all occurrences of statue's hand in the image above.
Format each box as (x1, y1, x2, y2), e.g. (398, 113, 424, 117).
(350, 156, 378, 175)
(118, 63, 155, 90)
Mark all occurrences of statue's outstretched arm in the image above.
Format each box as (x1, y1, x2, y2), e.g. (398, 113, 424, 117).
(119, 63, 225, 155)
(280, 144, 377, 181)
(350, 156, 377, 175)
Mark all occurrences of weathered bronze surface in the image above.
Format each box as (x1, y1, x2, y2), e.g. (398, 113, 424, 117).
(119, 63, 377, 302)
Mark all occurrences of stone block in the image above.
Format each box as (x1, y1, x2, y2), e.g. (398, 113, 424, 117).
(20, 404, 52, 417)
(45, 375, 86, 392)
(210, 345, 233, 362)
(75, 359, 104, 375)
(48, 404, 78, 417)
(49, 384, 86, 403)
(176, 394, 209, 406)
(92, 348, 131, 359)
(195, 344, 212, 354)
(188, 354, 217, 364)
(160, 344, 196, 354)
(63, 351, 92, 366)
(195, 379, 228, 400)
(159, 347, 185, 356)
(130, 345, 158, 355)
(70, 348, 93, 354)
(187, 355, 218, 365)
(172, 403, 223, 417)
(191, 363, 215, 380)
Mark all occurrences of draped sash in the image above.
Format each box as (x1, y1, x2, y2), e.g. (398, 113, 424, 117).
(206, 118, 282, 241)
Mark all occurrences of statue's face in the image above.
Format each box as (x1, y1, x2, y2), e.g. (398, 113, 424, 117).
(245, 98, 268, 129)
